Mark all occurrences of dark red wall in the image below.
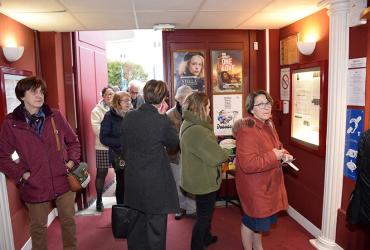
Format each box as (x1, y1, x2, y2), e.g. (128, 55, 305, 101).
(271, 9, 329, 228)
(0, 13, 37, 250)
(335, 23, 370, 250)
(162, 29, 267, 110)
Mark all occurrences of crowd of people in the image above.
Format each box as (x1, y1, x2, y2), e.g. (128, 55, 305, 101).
(0, 76, 294, 250)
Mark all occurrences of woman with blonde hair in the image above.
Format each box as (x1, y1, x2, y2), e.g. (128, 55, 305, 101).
(233, 90, 293, 250)
(175, 52, 205, 93)
(180, 92, 228, 250)
(100, 91, 131, 204)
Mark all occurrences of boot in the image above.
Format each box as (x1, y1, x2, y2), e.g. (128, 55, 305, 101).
(96, 196, 104, 212)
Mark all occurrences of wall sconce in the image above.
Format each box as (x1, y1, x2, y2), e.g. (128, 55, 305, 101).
(2, 46, 24, 62)
(297, 41, 316, 56)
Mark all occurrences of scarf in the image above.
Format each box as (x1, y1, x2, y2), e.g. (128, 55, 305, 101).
(24, 107, 45, 135)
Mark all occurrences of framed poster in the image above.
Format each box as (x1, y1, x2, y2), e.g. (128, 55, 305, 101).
(213, 94, 243, 136)
(211, 50, 243, 94)
(172, 50, 206, 95)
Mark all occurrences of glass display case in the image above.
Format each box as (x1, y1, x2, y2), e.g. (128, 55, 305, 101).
(290, 62, 327, 155)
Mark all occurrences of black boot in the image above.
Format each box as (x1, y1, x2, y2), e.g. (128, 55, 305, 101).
(96, 197, 104, 212)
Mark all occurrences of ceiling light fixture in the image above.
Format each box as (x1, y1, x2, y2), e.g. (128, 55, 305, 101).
(153, 23, 175, 31)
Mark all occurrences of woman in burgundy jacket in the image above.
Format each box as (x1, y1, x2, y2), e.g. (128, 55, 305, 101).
(232, 90, 293, 250)
(0, 76, 80, 250)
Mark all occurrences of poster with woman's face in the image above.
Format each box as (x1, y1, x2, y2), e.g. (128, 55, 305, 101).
(172, 50, 206, 95)
(211, 50, 243, 94)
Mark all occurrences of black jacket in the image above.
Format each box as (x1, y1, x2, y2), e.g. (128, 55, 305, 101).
(100, 108, 124, 163)
(121, 103, 180, 214)
(347, 129, 370, 225)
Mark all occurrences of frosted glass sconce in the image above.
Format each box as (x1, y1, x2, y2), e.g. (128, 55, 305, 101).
(2, 46, 24, 62)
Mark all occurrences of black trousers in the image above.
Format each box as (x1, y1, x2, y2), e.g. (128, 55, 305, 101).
(127, 211, 167, 250)
(191, 191, 218, 250)
(115, 169, 125, 204)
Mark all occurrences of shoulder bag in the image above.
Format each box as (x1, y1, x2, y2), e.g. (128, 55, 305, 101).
(51, 117, 90, 192)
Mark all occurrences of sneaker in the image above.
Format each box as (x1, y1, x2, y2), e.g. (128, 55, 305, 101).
(96, 202, 104, 212)
(204, 235, 218, 247)
(175, 209, 186, 220)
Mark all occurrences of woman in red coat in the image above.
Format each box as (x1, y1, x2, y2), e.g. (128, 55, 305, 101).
(232, 90, 293, 250)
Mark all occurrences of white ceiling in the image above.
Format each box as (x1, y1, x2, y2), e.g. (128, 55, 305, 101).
(0, 0, 323, 32)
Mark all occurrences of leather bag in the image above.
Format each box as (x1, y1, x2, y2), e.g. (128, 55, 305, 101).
(51, 117, 90, 192)
(111, 204, 139, 239)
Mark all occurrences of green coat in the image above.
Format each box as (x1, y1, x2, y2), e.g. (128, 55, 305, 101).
(180, 111, 228, 195)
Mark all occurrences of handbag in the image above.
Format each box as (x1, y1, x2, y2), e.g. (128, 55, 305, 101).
(111, 150, 125, 171)
(111, 204, 139, 238)
(51, 117, 91, 192)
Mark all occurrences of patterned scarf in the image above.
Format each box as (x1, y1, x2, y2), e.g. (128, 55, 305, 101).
(24, 107, 45, 135)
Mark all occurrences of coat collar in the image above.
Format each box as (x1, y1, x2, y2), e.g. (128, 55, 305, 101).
(247, 114, 273, 129)
(11, 103, 53, 122)
(139, 103, 159, 113)
(182, 110, 213, 131)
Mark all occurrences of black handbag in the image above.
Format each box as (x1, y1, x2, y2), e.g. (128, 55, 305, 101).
(111, 150, 125, 171)
(111, 204, 139, 238)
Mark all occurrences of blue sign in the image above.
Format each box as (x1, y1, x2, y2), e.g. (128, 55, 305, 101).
(343, 109, 364, 180)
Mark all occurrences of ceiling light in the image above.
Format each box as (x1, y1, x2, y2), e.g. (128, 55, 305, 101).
(153, 24, 175, 31)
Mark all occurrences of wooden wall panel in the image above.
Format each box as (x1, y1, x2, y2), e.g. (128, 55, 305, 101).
(0, 13, 36, 250)
(74, 32, 114, 205)
(274, 9, 329, 228)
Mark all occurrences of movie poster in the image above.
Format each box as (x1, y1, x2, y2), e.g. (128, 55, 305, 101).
(172, 50, 206, 95)
(213, 94, 243, 136)
(211, 50, 243, 93)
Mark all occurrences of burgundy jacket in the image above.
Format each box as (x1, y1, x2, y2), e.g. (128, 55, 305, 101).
(233, 115, 288, 218)
(0, 104, 80, 203)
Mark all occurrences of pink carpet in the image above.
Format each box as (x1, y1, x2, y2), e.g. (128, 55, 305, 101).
(47, 207, 315, 249)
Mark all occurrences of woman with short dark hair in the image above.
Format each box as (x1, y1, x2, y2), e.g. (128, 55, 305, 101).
(233, 90, 293, 250)
(121, 79, 179, 250)
(0, 76, 80, 249)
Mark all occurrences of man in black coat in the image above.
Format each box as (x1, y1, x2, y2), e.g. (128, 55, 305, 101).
(121, 80, 180, 250)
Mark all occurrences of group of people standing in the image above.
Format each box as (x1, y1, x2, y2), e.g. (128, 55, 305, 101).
(0, 75, 293, 250)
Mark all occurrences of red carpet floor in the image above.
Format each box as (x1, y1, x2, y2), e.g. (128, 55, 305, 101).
(47, 207, 315, 250)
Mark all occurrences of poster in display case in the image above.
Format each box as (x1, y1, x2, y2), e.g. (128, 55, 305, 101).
(290, 62, 327, 155)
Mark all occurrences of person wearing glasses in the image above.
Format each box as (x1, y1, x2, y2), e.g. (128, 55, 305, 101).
(127, 80, 145, 109)
(100, 91, 132, 204)
(91, 86, 114, 211)
(232, 90, 293, 250)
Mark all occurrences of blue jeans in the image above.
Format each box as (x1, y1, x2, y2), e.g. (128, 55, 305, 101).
(191, 191, 217, 250)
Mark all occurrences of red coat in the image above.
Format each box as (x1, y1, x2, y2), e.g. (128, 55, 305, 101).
(233, 115, 288, 218)
(0, 104, 80, 203)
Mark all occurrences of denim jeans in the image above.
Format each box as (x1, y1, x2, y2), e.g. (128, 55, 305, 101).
(191, 191, 217, 250)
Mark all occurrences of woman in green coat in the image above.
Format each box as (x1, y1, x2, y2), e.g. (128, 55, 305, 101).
(180, 92, 228, 250)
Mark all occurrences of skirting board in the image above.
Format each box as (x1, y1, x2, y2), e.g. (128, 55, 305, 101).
(287, 205, 321, 238)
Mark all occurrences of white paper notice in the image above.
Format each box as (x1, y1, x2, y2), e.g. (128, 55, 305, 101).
(347, 68, 366, 106)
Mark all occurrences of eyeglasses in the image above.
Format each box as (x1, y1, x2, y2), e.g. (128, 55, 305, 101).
(129, 91, 139, 94)
(120, 99, 131, 103)
(254, 102, 272, 109)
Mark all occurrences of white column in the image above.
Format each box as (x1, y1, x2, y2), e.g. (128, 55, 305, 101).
(0, 173, 15, 250)
(310, 0, 350, 249)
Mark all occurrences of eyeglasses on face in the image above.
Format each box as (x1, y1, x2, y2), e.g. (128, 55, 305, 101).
(120, 99, 131, 103)
(254, 102, 272, 108)
(129, 91, 139, 94)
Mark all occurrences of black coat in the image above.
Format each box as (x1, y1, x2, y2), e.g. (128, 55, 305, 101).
(100, 108, 123, 163)
(121, 103, 180, 214)
(347, 129, 370, 225)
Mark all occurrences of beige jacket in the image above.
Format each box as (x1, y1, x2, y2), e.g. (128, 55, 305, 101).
(91, 99, 110, 150)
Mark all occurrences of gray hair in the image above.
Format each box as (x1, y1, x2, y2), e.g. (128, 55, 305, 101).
(175, 85, 193, 103)
(128, 80, 142, 90)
